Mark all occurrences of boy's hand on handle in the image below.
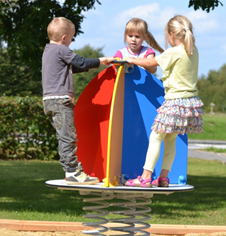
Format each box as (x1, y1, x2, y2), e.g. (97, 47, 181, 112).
(99, 57, 115, 66)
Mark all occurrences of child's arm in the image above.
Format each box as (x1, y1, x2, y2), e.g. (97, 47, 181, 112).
(70, 55, 100, 71)
(126, 56, 158, 70)
(144, 54, 157, 74)
(70, 55, 114, 72)
(99, 57, 115, 65)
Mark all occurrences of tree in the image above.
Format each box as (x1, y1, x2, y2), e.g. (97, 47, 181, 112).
(73, 44, 107, 100)
(197, 64, 226, 113)
(0, 45, 39, 96)
(188, 0, 223, 13)
(0, 0, 100, 94)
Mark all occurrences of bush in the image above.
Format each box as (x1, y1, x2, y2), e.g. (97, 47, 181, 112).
(0, 96, 58, 160)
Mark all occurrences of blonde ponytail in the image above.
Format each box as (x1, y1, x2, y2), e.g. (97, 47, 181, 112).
(146, 31, 164, 53)
(184, 27, 195, 56)
(165, 15, 195, 56)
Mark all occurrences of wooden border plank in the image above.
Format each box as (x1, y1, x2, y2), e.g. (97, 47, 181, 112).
(0, 220, 226, 234)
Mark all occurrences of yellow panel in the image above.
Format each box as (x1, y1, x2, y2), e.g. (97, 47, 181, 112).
(103, 65, 125, 187)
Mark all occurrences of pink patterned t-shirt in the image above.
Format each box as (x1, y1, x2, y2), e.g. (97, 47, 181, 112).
(114, 46, 155, 59)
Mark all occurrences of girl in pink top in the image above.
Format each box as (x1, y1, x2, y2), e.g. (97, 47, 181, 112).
(114, 18, 164, 74)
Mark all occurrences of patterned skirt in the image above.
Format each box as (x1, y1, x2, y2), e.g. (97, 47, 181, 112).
(151, 96, 204, 135)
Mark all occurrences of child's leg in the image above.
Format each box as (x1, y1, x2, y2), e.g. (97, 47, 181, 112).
(152, 133, 177, 187)
(160, 133, 178, 175)
(142, 131, 166, 179)
(58, 98, 80, 173)
(125, 131, 166, 187)
(43, 98, 79, 172)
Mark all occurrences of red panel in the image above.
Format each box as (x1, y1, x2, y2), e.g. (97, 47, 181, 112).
(74, 66, 117, 180)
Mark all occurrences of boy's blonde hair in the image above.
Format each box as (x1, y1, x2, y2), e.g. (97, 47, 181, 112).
(124, 18, 164, 53)
(165, 15, 195, 56)
(47, 17, 75, 42)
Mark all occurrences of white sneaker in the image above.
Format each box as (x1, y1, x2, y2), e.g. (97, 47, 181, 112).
(65, 170, 99, 185)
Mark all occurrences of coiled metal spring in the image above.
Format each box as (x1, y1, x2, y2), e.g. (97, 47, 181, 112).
(80, 190, 152, 236)
(109, 193, 152, 236)
(81, 191, 114, 235)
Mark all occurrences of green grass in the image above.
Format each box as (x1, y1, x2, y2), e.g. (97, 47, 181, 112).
(0, 159, 225, 225)
(202, 147, 226, 153)
(150, 158, 226, 225)
(188, 113, 226, 140)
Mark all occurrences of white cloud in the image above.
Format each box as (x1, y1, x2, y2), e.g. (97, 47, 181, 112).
(186, 10, 218, 33)
(112, 3, 219, 36)
(114, 3, 160, 21)
(113, 3, 170, 29)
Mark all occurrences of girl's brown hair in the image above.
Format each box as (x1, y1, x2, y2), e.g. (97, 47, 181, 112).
(165, 15, 195, 56)
(124, 18, 164, 53)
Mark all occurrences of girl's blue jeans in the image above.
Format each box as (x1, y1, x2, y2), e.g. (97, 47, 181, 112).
(43, 97, 82, 173)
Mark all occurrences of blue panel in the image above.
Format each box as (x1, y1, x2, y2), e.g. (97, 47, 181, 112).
(121, 65, 188, 184)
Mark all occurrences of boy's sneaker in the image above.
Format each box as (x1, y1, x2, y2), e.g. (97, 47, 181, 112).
(65, 170, 99, 185)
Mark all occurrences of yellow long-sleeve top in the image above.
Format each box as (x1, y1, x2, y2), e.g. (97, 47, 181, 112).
(155, 44, 199, 100)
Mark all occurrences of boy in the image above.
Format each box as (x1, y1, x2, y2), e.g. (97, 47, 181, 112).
(42, 17, 114, 185)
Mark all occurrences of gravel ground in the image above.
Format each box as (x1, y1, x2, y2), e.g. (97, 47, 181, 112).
(1, 229, 226, 236)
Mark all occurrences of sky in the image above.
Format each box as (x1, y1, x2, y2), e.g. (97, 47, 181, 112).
(70, 0, 226, 79)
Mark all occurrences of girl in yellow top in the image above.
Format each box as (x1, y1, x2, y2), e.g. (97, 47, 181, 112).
(125, 15, 204, 188)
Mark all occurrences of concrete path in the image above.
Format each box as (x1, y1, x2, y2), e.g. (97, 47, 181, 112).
(188, 140, 226, 163)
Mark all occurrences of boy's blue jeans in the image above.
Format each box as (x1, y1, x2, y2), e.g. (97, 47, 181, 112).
(43, 97, 82, 173)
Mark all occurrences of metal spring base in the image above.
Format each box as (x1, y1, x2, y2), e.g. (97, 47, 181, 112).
(81, 191, 113, 235)
(80, 191, 153, 236)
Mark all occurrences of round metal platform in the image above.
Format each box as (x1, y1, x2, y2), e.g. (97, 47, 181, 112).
(45, 179, 194, 194)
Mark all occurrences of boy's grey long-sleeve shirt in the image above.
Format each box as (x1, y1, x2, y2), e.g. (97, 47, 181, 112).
(42, 43, 100, 97)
